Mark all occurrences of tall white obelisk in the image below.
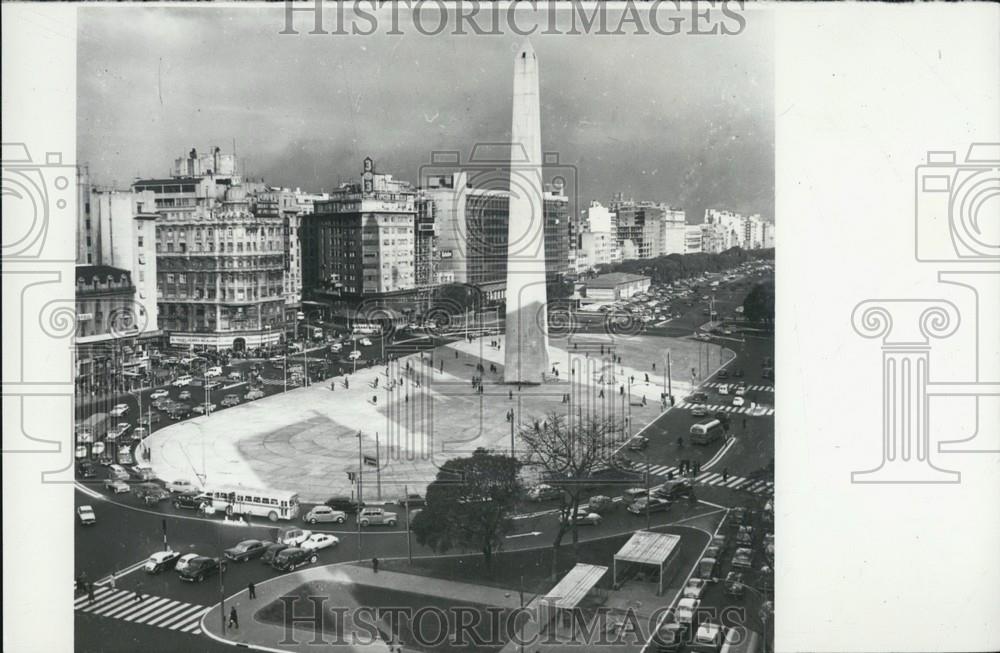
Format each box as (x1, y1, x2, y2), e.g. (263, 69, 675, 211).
(504, 40, 550, 384)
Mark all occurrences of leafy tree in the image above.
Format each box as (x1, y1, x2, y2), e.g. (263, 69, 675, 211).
(742, 281, 775, 324)
(411, 448, 521, 569)
(518, 412, 618, 578)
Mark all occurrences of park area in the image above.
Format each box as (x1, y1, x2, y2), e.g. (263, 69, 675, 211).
(144, 333, 733, 502)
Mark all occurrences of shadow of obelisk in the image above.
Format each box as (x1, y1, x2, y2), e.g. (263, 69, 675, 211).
(504, 40, 550, 385)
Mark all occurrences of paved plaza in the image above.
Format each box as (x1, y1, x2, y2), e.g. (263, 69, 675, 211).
(144, 334, 732, 502)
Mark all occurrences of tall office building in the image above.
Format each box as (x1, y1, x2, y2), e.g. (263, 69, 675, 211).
(132, 147, 285, 350)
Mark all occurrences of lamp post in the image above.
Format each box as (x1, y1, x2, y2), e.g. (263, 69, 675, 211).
(356, 430, 363, 560)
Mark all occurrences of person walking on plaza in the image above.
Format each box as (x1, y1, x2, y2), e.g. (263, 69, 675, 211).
(109, 571, 116, 591)
(87, 582, 96, 604)
(228, 606, 239, 630)
(133, 583, 143, 603)
(722, 468, 729, 483)
(248, 581, 256, 600)
(372, 557, 379, 574)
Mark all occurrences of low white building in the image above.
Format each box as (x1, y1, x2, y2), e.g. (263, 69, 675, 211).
(583, 272, 651, 303)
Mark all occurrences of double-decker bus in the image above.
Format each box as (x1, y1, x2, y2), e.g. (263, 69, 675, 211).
(202, 485, 301, 522)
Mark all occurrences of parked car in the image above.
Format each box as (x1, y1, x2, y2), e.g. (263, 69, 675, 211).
(682, 578, 708, 600)
(724, 571, 746, 598)
(150, 389, 169, 400)
(304, 505, 347, 525)
(586, 495, 615, 513)
(144, 550, 182, 574)
(220, 394, 240, 408)
(260, 542, 289, 565)
(167, 479, 196, 493)
(301, 533, 340, 552)
(205, 366, 223, 378)
(527, 484, 562, 502)
(622, 487, 648, 503)
(107, 423, 132, 441)
(357, 507, 398, 527)
(77, 505, 96, 526)
(627, 497, 671, 515)
(652, 621, 686, 653)
(109, 403, 129, 417)
(561, 508, 602, 527)
(324, 496, 359, 514)
(329, 343, 343, 353)
(271, 547, 317, 572)
(359, 337, 373, 347)
(104, 479, 130, 494)
(280, 528, 313, 547)
(228, 371, 242, 381)
(348, 350, 362, 361)
(244, 389, 265, 401)
(172, 375, 193, 387)
(192, 403, 217, 415)
(178, 390, 191, 400)
(172, 491, 209, 511)
(78, 462, 97, 479)
(224, 539, 267, 562)
(731, 548, 754, 569)
(717, 370, 729, 380)
(676, 597, 700, 625)
(177, 556, 226, 583)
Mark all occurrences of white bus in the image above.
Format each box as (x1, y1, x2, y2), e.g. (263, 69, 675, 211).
(690, 419, 725, 445)
(202, 485, 301, 522)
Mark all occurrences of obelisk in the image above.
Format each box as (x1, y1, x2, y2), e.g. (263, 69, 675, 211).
(504, 40, 550, 384)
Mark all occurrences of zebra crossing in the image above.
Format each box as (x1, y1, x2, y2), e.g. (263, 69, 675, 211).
(703, 381, 774, 393)
(676, 401, 775, 416)
(75, 586, 210, 634)
(629, 462, 774, 495)
(258, 377, 300, 387)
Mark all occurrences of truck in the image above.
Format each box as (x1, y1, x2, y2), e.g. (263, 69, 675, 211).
(690, 419, 725, 445)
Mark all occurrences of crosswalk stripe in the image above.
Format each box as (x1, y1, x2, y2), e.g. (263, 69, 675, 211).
(724, 477, 745, 488)
(124, 597, 176, 622)
(181, 615, 208, 633)
(131, 599, 185, 624)
(696, 471, 714, 481)
(74, 587, 112, 608)
(81, 592, 132, 614)
(702, 473, 724, 484)
(160, 605, 207, 629)
(144, 602, 193, 627)
(102, 597, 157, 619)
(168, 607, 209, 630)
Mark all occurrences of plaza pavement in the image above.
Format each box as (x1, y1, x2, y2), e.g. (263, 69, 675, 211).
(144, 334, 732, 503)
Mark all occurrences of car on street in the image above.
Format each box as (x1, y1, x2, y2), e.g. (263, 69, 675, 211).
(192, 402, 217, 415)
(109, 403, 129, 417)
(77, 505, 96, 526)
(676, 597, 700, 625)
(732, 396, 745, 407)
(78, 462, 97, 479)
(301, 533, 340, 552)
(731, 547, 754, 569)
(224, 539, 268, 562)
(359, 337, 373, 347)
(107, 423, 132, 441)
(652, 479, 696, 501)
(324, 496, 359, 514)
(693, 622, 724, 650)
(271, 547, 318, 572)
(117, 449, 134, 466)
(150, 389, 169, 400)
(167, 479, 195, 493)
(178, 390, 191, 400)
(399, 493, 426, 508)
(734, 383, 747, 396)
(718, 384, 729, 396)
(135, 483, 170, 505)
(689, 392, 709, 403)
(172, 375, 193, 387)
(358, 507, 398, 527)
(228, 371, 242, 381)
(172, 491, 209, 511)
(561, 508, 602, 527)
(245, 389, 265, 401)
(697, 556, 719, 579)
(144, 550, 182, 574)
(220, 394, 240, 407)
(690, 405, 708, 417)
(627, 497, 671, 515)
(626, 436, 649, 451)
(104, 479, 130, 494)
(304, 505, 347, 524)
(348, 350, 362, 361)
(724, 571, 745, 598)
(527, 484, 562, 502)
(586, 495, 615, 513)
(329, 343, 343, 352)
(682, 578, 708, 600)
(260, 543, 289, 565)
(280, 528, 313, 547)
(717, 369, 729, 380)
(167, 404, 191, 420)
(205, 366, 223, 378)
(177, 556, 226, 583)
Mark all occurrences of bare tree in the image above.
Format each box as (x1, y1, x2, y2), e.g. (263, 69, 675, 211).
(518, 411, 619, 578)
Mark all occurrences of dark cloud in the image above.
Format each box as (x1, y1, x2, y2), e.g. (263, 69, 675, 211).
(78, 5, 773, 222)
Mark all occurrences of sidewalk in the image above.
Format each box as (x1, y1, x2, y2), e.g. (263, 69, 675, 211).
(201, 563, 532, 652)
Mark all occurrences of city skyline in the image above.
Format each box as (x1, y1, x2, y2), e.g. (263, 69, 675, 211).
(78, 6, 774, 223)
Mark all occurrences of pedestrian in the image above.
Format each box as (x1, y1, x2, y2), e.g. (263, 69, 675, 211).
(372, 557, 380, 574)
(109, 571, 116, 591)
(644, 373, 649, 383)
(652, 362, 656, 370)
(133, 584, 143, 603)
(87, 582, 96, 604)
(248, 581, 256, 600)
(509, 390, 513, 400)
(723, 468, 729, 483)
(694, 462, 701, 476)
(228, 606, 239, 630)
(742, 418, 747, 430)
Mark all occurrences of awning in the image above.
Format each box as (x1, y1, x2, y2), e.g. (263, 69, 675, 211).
(615, 530, 680, 566)
(542, 563, 607, 610)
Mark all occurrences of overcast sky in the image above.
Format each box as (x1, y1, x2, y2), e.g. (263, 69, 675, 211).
(78, 5, 773, 223)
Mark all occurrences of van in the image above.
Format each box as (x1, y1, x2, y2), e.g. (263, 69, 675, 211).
(690, 419, 724, 445)
(172, 375, 193, 387)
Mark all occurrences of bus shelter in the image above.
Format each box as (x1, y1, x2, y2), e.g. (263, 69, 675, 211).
(541, 563, 608, 626)
(613, 530, 681, 595)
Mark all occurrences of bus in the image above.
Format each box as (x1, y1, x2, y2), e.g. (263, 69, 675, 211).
(201, 485, 301, 522)
(690, 419, 725, 445)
